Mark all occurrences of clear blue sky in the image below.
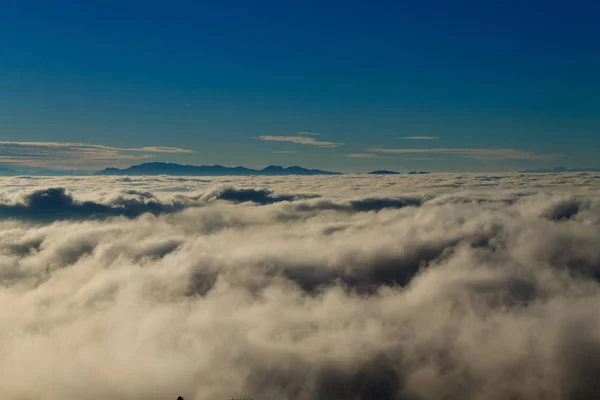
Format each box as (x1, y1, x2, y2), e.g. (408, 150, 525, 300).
(1, 0, 598, 172)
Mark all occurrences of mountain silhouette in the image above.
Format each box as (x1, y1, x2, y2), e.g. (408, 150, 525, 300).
(96, 162, 340, 176)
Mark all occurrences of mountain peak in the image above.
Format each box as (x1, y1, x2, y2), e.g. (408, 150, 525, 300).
(96, 163, 340, 176)
(262, 165, 285, 171)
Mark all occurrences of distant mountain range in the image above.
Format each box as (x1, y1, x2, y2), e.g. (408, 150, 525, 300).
(10, 162, 598, 176)
(0, 162, 438, 176)
(520, 167, 600, 173)
(96, 162, 341, 176)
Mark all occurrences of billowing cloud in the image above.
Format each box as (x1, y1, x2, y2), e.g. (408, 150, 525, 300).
(198, 186, 320, 205)
(0, 187, 191, 222)
(0, 174, 599, 399)
(259, 136, 344, 148)
(0, 141, 197, 169)
(368, 147, 555, 160)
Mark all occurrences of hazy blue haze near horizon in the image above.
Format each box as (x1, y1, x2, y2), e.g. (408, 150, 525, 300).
(1, 0, 598, 172)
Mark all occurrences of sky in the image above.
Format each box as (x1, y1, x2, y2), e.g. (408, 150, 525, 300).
(0, 0, 598, 172)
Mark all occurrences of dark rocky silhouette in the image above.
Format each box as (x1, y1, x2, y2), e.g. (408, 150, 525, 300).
(96, 162, 340, 176)
(367, 170, 400, 175)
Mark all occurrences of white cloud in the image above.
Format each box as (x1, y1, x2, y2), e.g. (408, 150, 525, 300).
(0, 142, 197, 169)
(272, 150, 299, 154)
(397, 136, 439, 140)
(259, 136, 344, 148)
(132, 146, 196, 153)
(368, 147, 555, 160)
(345, 153, 394, 159)
(296, 132, 321, 136)
(0, 174, 599, 399)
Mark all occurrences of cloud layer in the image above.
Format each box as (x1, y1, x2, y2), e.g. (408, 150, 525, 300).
(0, 173, 600, 400)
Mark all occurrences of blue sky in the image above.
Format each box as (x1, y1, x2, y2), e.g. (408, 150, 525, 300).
(1, 0, 598, 172)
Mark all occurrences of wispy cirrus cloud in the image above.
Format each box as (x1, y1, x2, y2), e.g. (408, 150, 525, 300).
(259, 136, 344, 148)
(272, 150, 299, 154)
(132, 146, 196, 153)
(345, 153, 394, 159)
(0, 142, 197, 170)
(296, 132, 321, 136)
(397, 136, 439, 140)
(345, 153, 435, 160)
(367, 147, 556, 160)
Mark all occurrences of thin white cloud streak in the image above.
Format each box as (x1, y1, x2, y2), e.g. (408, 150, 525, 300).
(368, 147, 555, 160)
(134, 146, 196, 153)
(345, 153, 435, 160)
(296, 132, 321, 136)
(397, 136, 439, 140)
(345, 153, 394, 159)
(272, 150, 299, 154)
(0, 142, 197, 169)
(0, 142, 196, 153)
(259, 136, 344, 148)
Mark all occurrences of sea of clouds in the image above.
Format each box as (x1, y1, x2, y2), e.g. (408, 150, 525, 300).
(1, 172, 600, 400)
